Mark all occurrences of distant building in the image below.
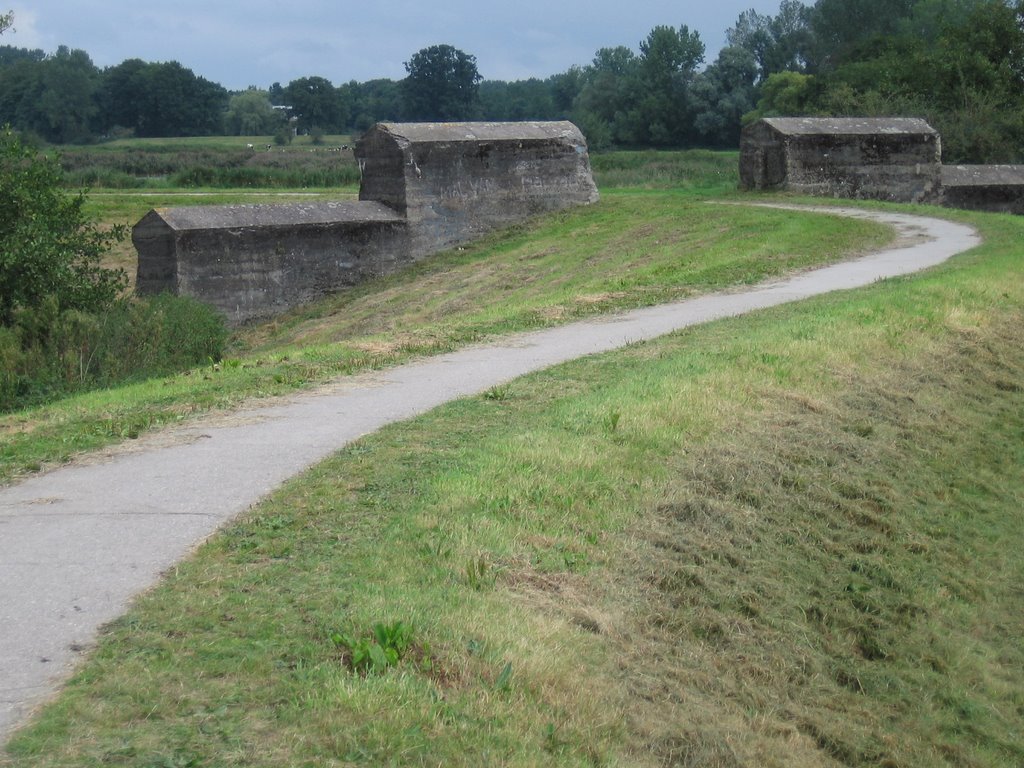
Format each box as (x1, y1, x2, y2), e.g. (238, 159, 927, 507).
(740, 117, 942, 203)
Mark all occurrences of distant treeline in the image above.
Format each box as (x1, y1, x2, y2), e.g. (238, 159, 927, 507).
(1, 0, 1022, 161)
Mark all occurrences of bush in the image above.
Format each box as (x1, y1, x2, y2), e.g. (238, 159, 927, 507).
(0, 294, 228, 412)
(0, 127, 228, 412)
(0, 127, 127, 324)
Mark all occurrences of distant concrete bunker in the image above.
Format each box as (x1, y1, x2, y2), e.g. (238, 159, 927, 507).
(740, 117, 942, 203)
(740, 116, 1024, 213)
(134, 121, 600, 324)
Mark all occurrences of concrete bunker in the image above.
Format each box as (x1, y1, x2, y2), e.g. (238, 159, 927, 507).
(740, 117, 942, 203)
(940, 165, 1024, 215)
(134, 121, 599, 325)
(134, 201, 407, 324)
(356, 121, 600, 260)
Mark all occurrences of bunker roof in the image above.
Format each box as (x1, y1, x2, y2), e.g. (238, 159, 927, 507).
(761, 117, 937, 137)
(367, 121, 586, 145)
(143, 200, 402, 231)
(942, 165, 1024, 186)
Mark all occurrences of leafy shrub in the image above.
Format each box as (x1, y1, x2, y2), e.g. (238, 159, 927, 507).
(0, 127, 127, 324)
(0, 293, 227, 412)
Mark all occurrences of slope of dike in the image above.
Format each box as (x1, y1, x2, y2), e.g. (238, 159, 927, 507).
(0, 206, 980, 744)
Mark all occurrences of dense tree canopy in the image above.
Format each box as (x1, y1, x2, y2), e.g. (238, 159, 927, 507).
(0, 1, 1021, 160)
(224, 88, 283, 135)
(284, 76, 348, 133)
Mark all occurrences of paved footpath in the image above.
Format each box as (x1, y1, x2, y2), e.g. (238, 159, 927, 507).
(0, 206, 980, 743)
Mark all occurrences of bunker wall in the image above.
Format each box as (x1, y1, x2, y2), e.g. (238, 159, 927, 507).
(135, 121, 599, 324)
(357, 122, 599, 259)
(134, 212, 409, 325)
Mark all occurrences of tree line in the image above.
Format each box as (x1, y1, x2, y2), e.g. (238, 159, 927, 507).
(1, 0, 1022, 160)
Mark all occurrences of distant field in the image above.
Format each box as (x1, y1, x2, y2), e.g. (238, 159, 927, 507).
(60, 134, 355, 152)
(56, 135, 360, 190)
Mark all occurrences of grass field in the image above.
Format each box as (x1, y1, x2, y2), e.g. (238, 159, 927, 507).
(2, 151, 1023, 766)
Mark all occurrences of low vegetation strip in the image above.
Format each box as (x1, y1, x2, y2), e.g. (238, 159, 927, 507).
(4, 208, 1022, 766)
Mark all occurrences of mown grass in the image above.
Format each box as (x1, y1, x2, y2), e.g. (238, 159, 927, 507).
(4, 208, 1021, 767)
(0, 184, 891, 485)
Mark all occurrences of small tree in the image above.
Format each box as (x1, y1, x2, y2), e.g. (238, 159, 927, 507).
(0, 127, 126, 325)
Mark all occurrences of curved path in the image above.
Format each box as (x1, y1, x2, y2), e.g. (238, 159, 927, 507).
(0, 206, 979, 743)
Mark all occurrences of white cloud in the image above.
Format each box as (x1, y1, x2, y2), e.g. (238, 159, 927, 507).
(5, 6, 46, 49)
(4, 0, 783, 88)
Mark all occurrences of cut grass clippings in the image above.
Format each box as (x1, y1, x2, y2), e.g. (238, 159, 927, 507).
(4, 209, 1022, 766)
(0, 189, 891, 485)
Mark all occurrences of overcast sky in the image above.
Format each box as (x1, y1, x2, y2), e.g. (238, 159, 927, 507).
(6, 1, 786, 90)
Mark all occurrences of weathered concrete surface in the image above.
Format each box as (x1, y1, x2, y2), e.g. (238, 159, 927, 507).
(134, 201, 407, 325)
(2, 207, 980, 746)
(740, 117, 942, 203)
(135, 121, 599, 324)
(941, 165, 1024, 215)
(356, 121, 600, 259)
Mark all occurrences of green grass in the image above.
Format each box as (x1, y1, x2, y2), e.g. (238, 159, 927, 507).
(4, 207, 1022, 766)
(0, 186, 890, 485)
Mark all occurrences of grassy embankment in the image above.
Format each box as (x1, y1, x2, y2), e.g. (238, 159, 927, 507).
(4, 210, 1021, 766)
(2, 147, 1022, 766)
(1, 150, 894, 484)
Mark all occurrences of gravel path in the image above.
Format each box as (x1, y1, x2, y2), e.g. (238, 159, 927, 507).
(0, 206, 980, 743)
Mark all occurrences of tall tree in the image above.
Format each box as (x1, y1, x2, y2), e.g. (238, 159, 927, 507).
(344, 78, 403, 132)
(402, 44, 481, 121)
(224, 88, 282, 135)
(727, 0, 813, 81)
(99, 60, 227, 137)
(634, 25, 705, 145)
(807, 0, 1024, 161)
(284, 76, 346, 133)
(572, 46, 641, 148)
(99, 58, 149, 133)
(691, 46, 760, 147)
(0, 46, 99, 143)
(809, 0, 917, 69)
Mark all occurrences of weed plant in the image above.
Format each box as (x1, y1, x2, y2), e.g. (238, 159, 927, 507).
(331, 621, 417, 675)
